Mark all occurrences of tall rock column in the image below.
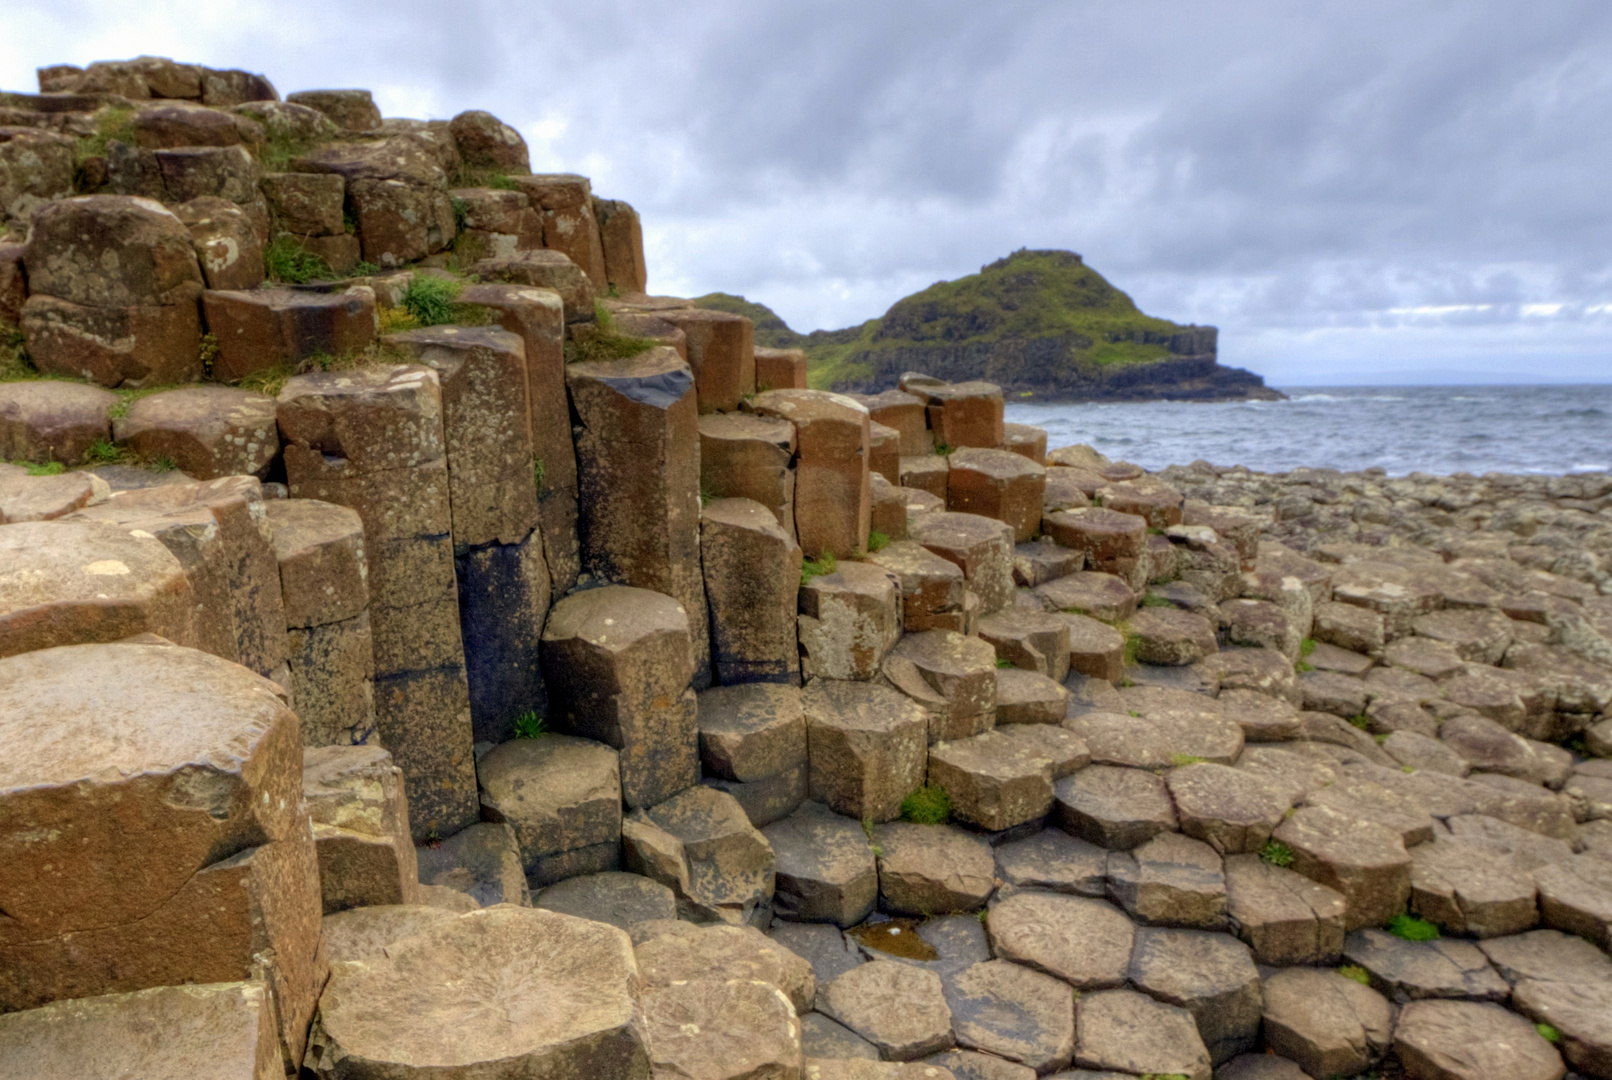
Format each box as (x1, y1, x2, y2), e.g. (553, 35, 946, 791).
(277, 364, 478, 839)
(459, 282, 580, 596)
(748, 389, 872, 560)
(387, 326, 549, 745)
(566, 346, 710, 688)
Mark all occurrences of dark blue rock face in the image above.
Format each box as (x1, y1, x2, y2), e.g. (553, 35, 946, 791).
(456, 529, 549, 744)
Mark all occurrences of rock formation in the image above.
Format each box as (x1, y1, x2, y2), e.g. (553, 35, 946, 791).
(1, 54, 1610, 1080)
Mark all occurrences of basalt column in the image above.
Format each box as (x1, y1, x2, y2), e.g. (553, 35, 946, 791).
(387, 326, 549, 745)
(277, 364, 478, 839)
(566, 346, 711, 688)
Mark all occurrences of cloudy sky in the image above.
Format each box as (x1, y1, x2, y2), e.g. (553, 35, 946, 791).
(6, 0, 1611, 385)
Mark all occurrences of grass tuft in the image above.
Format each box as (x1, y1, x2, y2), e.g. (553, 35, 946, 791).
(1300, 637, 1317, 658)
(533, 456, 546, 494)
(564, 302, 657, 365)
(1169, 753, 1205, 767)
(900, 785, 953, 825)
(400, 274, 462, 326)
(513, 710, 548, 739)
(72, 106, 135, 170)
(1259, 840, 1295, 867)
(1386, 912, 1440, 941)
(237, 365, 295, 398)
(1535, 1022, 1562, 1044)
(1337, 965, 1371, 986)
(867, 529, 891, 553)
(83, 438, 136, 466)
(934, 442, 955, 456)
(801, 553, 838, 587)
(1348, 713, 1372, 731)
(1140, 592, 1173, 608)
(264, 235, 333, 284)
(26, 460, 66, 476)
(996, 657, 1016, 669)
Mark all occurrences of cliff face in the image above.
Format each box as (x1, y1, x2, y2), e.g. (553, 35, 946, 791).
(697, 249, 1283, 402)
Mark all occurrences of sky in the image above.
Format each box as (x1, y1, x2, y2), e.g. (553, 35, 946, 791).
(5, 1, 1611, 385)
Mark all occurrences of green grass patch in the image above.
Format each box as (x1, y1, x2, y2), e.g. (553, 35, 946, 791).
(900, 785, 953, 825)
(83, 438, 136, 466)
(934, 442, 956, 457)
(1295, 661, 1314, 673)
(564, 302, 658, 365)
(1535, 1022, 1562, 1044)
(1337, 965, 1371, 986)
(1140, 593, 1173, 608)
(237, 365, 295, 398)
(1300, 637, 1317, 657)
(400, 274, 462, 326)
(533, 457, 546, 494)
(801, 553, 838, 587)
(866, 530, 891, 553)
(1259, 840, 1295, 868)
(264, 235, 333, 284)
(995, 657, 1016, 669)
(25, 460, 65, 476)
(1348, 713, 1372, 731)
(513, 710, 548, 739)
(450, 196, 470, 233)
(72, 106, 135, 170)
(1386, 912, 1440, 941)
(0, 321, 35, 381)
(1169, 753, 1205, 767)
(1122, 633, 1142, 667)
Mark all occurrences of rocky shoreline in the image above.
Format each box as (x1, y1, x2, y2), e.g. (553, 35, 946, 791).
(2, 55, 1611, 1080)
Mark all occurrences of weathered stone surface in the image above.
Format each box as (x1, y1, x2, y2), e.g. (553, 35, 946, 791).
(1073, 988, 1211, 1080)
(533, 869, 676, 930)
(642, 976, 803, 1080)
(473, 248, 594, 321)
(926, 381, 1004, 450)
(0, 126, 73, 228)
(923, 1049, 1031, 1080)
(284, 615, 376, 746)
(1198, 646, 1300, 705)
(703, 497, 803, 685)
(1107, 831, 1227, 929)
(1315, 599, 1387, 655)
(1394, 999, 1565, 1080)
(994, 667, 1072, 725)
(1223, 853, 1346, 966)
(979, 608, 1071, 681)
(1511, 977, 1612, 1079)
(309, 905, 650, 1079)
(0, 465, 109, 523)
(1414, 607, 1515, 665)
(304, 745, 419, 913)
(1214, 1054, 1313, 1080)
(286, 89, 380, 132)
(261, 170, 344, 235)
(1260, 967, 1392, 1080)
(657, 307, 757, 413)
(22, 194, 202, 308)
(1054, 765, 1177, 849)
(870, 539, 972, 633)
(941, 959, 1074, 1072)
(1034, 571, 1136, 623)
(0, 380, 115, 466)
(994, 829, 1107, 897)
(624, 785, 774, 924)
(1342, 928, 1508, 1004)
(542, 584, 697, 809)
(1127, 927, 1260, 1064)
(0, 518, 196, 657)
(264, 496, 366, 619)
(1385, 730, 1471, 776)
(115, 385, 278, 480)
(910, 511, 1016, 616)
(1166, 763, 1292, 855)
(1055, 611, 1126, 680)
(700, 410, 798, 540)
(901, 454, 949, 498)
(874, 823, 995, 915)
(1274, 803, 1411, 929)
(508, 174, 607, 287)
(946, 448, 1045, 542)
(204, 285, 376, 382)
(986, 891, 1135, 989)
(803, 1013, 883, 1062)
(765, 802, 879, 927)
(1303, 773, 1437, 847)
(1217, 687, 1302, 741)
(415, 821, 530, 908)
(700, 682, 808, 781)
(1042, 507, 1148, 587)
(1129, 606, 1219, 665)
(926, 729, 1050, 831)
(705, 763, 809, 830)
(635, 918, 814, 1014)
(801, 561, 903, 681)
(819, 960, 955, 1061)
(1534, 854, 1612, 948)
(174, 195, 263, 291)
(805, 679, 927, 822)
(1477, 927, 1612, 987)
(567, 348, 710, 684)
(0, 641, 321, 1068)
(21, 291, 204, 387)
(1012, 538, 1084, 587)
(883, 629, 997, 742)
(0, 981, 284, 1080)
(750, 389, 872, 560)
(594, 197, 647, 293)
(477, 734, 620, 888)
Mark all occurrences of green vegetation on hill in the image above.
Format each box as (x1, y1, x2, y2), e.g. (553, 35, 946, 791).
(693, 249, 1213, 396)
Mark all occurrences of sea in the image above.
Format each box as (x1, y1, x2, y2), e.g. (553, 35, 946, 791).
(1005, 384, 1612, 478)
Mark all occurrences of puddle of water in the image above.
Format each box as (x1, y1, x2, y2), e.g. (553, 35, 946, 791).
(846, 917, 938, 960)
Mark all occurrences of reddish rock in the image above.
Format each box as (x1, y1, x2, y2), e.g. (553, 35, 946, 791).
(749, 389, 871, 559)
(946, 447, 1046, 542)
(285, 89, 381, 132)
(472, 249, 595, 323)
(910, 510, 1016, 616)
(698, 410, 797, 540)
(204, 286, 377, 382)
(510, 173, 608, 287)
(0, 381, 116, 466)
(755, 346, 809, 391)
(656, 308, 756, 413)
(927, 381, 1004, 449)
(114, 386, 279, 479)
(448, 108, 530, 170)
(593, 198, 647, 293)
(260, 172, 346, 236)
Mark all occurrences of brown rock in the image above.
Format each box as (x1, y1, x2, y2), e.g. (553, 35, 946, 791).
(994, 667, 1072, 724)
(800, 561, 903, 681)
(21, 291, 204, 388)
(756, 345, 809, 391)
(1012, 538, 1084, 587)
(1129, 606, 1219, 665)
(0, 380, 115, 466)
(1223, 853, 1346, 966)
(1000, 422, 1047, 463)
(900, 453, 949, 498)
(1073, 988, 1211, 1080)
(926, 381, 1004, 449)
(204, 286, 376, 383)
(871, 473, 910, 541)
(926, 730, 1056, 831)
(1127, 926, 1261, 1064)
(477, 734, 621, 888)
(261, 171, 346, 236)
(1098, 480, 1183, 529)
(946, 447, 1045, 542)
(987, 890, 1133, 988)
(1260, 967, 1391, 1080)
(1511, 977, 1612, 1079)
(1057, 611, 1127, 680)
(1274, 803, 1412, 929)
(765, 801, 879, 927)
(286, 89, 381, 132)
(851, 389, 932, 455)
(1034, 571, 1137, 623)
(869, 539, 971, 633)
(1167, 763, 1292, 854)
(1054, 764, 1178, 849)
(1106, 832, 1227, 929)
(700, 410, 798, 539)
(643, 977, 803, 1080)
(472, 248, 594, 321)
(304, 744, 420, 912)
(509, 173, 608, 287)
(22, 194, 201, 307)
(806, 679, 928, 822)
(1394, 999, 1564, 1080)
(623, 785, 775, 924)
(820, 960, 955, 1060)
(173, 195, 263, 291)
(1042, 507, 1148, 586)
(1534, 854, 1612, 949)
(657, 307, 757, 413)
(883, 629, 998, 742)
(942, 960, 1074, 1073)
(750, 389, 872, 559)
(635, 917, 814, 1014)
(593, 197, 647, 293)
(114, 385, 278, 479)
(703, 497, 804, 685)
(910, 511, 1016, 616)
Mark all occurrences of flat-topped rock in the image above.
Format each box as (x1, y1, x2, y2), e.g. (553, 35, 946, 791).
(309, 906, 649, 1079)
(994, 829, 1107, 897)
(883, 628, 998, 742)
(748, 388, 871, 559)
(1128, 606, 1219, 665)
(927, 729, 1057, 831)
(1166, 762, 1293, 854)
(819, 960, 955, 1061)
(1056, 611, 1127, 680)
(870, 539, 972, 633)
(1260, 966, 1392, 1080)
(765, 802, 879, 927)
(1217, 687, 1302, 741)
(622, 785, 774, 925)
(1072, 988, 1210, 1080)
(1106, 832, 1227, 930)
(0, 380, 115, 465)
(633, 918, 814, 1013)
(304, 745, 419, 913)
(978, 608, 1071, 681)
(993, 667, 1071, 724)
(1127, 927, 1261, 1064)
(986, 891, 1135, 989)
(0, 465, 108, 523)
(642, 975, 803, 1080)
(1034, 571, 1136, 623)
(1534, 853, 1612, 949)
(476, 734, 621, 888)
(1273, 803, 1411, 929)
(909, 511, 1016, 616)
(533, 870, 676, 930)
(1223, 853, 1346, 966)
(874, 823, 995, 915)
(698, 682, 807, 782)
(1342, 928, 1509, 1003)
(1477, 927, 1612, 987)
(800, 561, 903, 680)
(942, 959, 1074, 1073)
(262, 498, 368, 628)
(1053, 765, 1177, 849)
(415, 821, 529, 908)
(1394, 999, 1565, 1080)
(804, 678, 927, 822)
(946, 447, 1045, 542)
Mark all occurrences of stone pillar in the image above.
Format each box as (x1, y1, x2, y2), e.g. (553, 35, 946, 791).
(655, 308, 755, 413)
(0, 641, 327, 1074)
(567, 346, 710, 688)
(303, 744, 420, 912)
(387, 326, 550, 745)
(748, 389, 871, 560)
(593, 197, 647, 294)
(263, 498, 377, 746)
(701, 497, 803, 686)
(277, 364, 478, 839)
(511, 173, 608, 287)
(542, 584, 698, 810)
(698, 411, 797, 542)
(459, 282, 579, 595)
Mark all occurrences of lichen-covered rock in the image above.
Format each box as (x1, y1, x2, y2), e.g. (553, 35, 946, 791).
(986, 891, 1135, 990)
(765, 801, 878, 927)
(623, 785, 775, 925)
(804, 679, 927, 822)
(304, 744, 419, 913)
(800, 561, 903, 681)
(703, 497, 803, 685)
(0, 380, 116, 466)
(873, 823, 995, 915)
(114, 385, 279, 479)
(819, 960, 954, 1061)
